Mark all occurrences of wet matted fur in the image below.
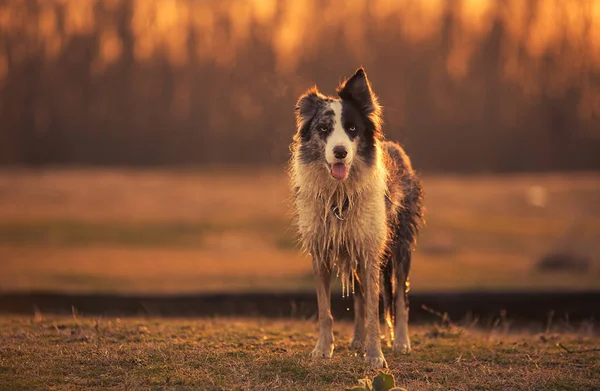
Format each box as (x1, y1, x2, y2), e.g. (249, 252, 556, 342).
(288, 68, 424, 368)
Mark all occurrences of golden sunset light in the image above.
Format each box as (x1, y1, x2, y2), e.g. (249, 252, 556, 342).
(1, 2, 599, 388)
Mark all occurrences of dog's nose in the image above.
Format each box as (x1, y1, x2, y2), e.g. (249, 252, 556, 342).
(333, 146, 347, 160)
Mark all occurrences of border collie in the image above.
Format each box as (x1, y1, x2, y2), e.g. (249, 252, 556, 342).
(289, 68, 424, 368)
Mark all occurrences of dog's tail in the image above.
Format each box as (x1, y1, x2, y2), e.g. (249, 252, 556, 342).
(395, 173, 424, 301)
(382, 176, 424, 341)
(381, 140, 425, 341)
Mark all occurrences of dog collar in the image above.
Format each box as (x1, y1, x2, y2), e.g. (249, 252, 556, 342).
(331, 197, 350, 221)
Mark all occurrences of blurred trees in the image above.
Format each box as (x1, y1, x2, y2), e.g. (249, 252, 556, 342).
(0, 0, 599, 172)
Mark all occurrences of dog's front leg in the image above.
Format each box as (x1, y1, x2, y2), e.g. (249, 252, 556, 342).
(364, 257, 387, 368)
(311, 256, 334, 359)
(350, 263, 365, 349)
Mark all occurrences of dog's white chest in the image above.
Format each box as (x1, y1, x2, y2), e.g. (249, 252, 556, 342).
(297, 192, 387, 257)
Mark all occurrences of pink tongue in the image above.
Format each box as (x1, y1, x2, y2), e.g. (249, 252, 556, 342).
(331, 163, 348, 180)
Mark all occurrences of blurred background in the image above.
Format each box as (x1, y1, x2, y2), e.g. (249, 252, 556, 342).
(0, 0, 599, 296)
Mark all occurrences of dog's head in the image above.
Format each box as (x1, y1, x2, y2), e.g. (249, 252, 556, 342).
(294, 68, 382, 181)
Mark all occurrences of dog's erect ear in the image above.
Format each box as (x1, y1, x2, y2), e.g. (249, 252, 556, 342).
(337, 68, 380, 116)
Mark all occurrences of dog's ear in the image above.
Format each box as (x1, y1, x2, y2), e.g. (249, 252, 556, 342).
(337, 68, 380, 116)
(295, 87, 322, 140)
(295, 87, 321, 125)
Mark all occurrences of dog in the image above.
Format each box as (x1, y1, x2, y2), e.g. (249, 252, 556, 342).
(288, 68, 424, 368)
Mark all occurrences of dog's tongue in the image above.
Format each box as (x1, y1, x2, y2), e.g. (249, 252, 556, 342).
(331, 163, 348, 180)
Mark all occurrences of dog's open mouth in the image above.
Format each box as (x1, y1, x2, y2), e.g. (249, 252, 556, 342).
(330, 163, 348, 180)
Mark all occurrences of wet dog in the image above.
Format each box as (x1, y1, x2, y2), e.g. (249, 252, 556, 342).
(288, 68, 424, 368)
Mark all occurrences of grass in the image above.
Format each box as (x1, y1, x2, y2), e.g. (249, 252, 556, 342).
(0, 316, 599, 390)
(0, 169, 599, 294)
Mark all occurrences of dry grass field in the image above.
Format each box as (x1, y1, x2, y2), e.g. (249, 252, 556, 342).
(1, 315, 599, 390)
(0, 168, 599, 294)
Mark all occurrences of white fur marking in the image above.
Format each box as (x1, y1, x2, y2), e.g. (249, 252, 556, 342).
(325, 101, 354, 166)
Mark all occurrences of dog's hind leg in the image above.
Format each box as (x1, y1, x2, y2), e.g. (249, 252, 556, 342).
(381, 258, 394, 347)
(350, 264, 365, 349)
(393, 248, 411, 354)
(364, 255, 387, 369)
(311, 256, 334, 359)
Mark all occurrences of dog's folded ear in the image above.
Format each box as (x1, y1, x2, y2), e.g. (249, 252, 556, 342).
(295, 87, 321, 127)
(337, 68, 380, 116)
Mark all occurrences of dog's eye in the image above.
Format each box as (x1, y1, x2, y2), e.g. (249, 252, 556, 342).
(348, 126, 356, 132)
(319, 126, 329, 132)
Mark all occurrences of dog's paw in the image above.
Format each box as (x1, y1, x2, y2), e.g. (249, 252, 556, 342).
(392, 341, 411, 354)
(311, 342, 334, 359)
(365, 351, 388, 369)
(392, 338, 411, 354)
(350, 336, 363, 350)
(392, 334, 411, 354)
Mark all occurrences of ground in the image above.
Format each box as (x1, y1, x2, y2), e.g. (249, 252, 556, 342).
(0, 169, 599, 294)
(0, 169, 599, 390)
(1, 316, 599, 390)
